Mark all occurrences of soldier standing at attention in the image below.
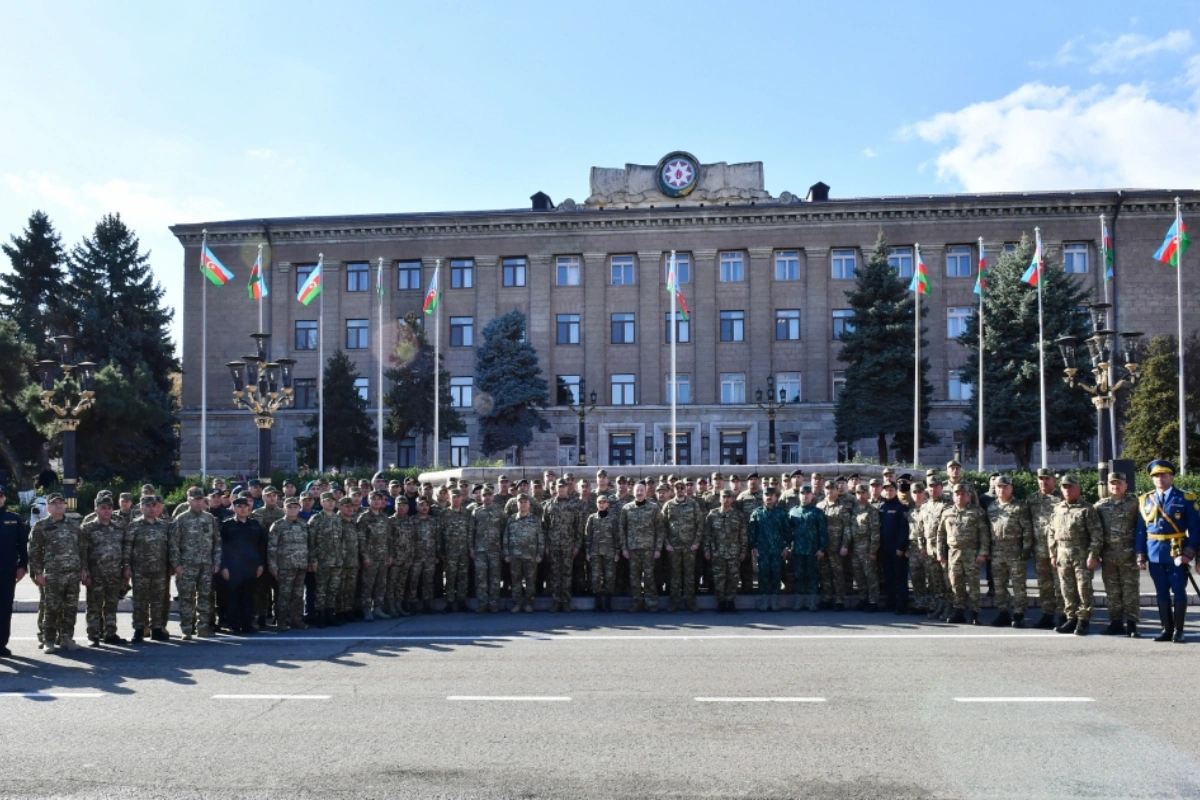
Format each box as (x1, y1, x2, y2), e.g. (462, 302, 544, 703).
(357, 490, 393, 620)
(922, 476, 952, 620)
(29, 493, 84, 654)
(437, 489, 473, 613)
(736, 473, 764, 599)
(841, 486, 881, 612)
(877, 481, 910, 615)
(0, 486, 28, 657)
(308, 492, 341, 627)
(1136, 460, 1200, 643)
(787, 485, 826, 612)
(542, 480, 581, 613)
(125, 495, 172, 642)
(268, 497, 311, 631)
(1095, 472, 1141, 637)
(705, 489, 747, 613)
(170, 487, 221, 640)
(662, 478, 703, 612)
(252, 486, 285, 627)
(408, 498, 440, 613)
(387, 501, 415, 617)
(470, 486, 505, 613)
(905, 482, 930, 616)
(82, 493, 127, 645)
(621, 481, 663, 613)
(1048, 474, 1103, 636)
(585, 494, 620, 612)
(748, 488, 789, 611)
(817, 481, 850, 611)
(219, 497, 266, 634)
(937, 484, 991, 625)
(504, 494, 542, 612)
(335, 496, 363, 622)
(986, 476, 1031, 628)
(1024, 469, 1063, 628)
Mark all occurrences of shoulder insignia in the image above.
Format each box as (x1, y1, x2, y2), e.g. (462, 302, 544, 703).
(1184, 492, 1197, 502)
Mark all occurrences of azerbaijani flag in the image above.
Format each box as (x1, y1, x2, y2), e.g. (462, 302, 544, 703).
(1102, 220, 1114, 281)
(247, 252, 268, 300)
(422, 267, 439, 315)
(910, 249, 929, 295)
(297, 262, 322, 306)
(1154, 218, 1190, 267)
(1021, 239, 1043, 286)
(376, 260, 385, 303)
(973, 243, 987, 296)
(666, 265, 690, 320)
(200, 246, 234, 286)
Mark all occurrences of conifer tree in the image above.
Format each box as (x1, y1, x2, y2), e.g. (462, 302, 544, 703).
(474, 310, 549, 462)
(0, 210, 67, 358)
(296, 349, 377, 470)
(382, 313, 463, 458)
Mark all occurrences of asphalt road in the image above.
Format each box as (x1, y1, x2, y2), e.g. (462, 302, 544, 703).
(2, 607, 1198, 800)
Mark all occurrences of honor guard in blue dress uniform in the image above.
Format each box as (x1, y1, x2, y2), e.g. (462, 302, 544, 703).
(1135, 460, 1200, 643)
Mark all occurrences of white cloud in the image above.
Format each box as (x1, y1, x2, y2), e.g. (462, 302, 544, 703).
(1089, 29, 1192, 74)
(908, 81, 1200, 191)
(862, 147, 878, 159)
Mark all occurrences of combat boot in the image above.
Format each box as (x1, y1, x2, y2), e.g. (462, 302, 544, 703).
(422, 600, 433, 614)
(87, 633, 100, 646)
(769, 596, 780, 612)
(442, 601, 454, 614)
(1055, 618, 1077, 634)
(1074, 619, 1090, 636)
(151, 628, 170, 642)
(1102, 620, 1125, 636)
(1174, 602, 1187, 643)
(1011, 613, 1024, 628)
(328, 608, 344, 627)
(313, 611, 326, 629)
(1154, 601, 1174, 641)
(990, 611, 1011, 628)
(687, 597, 699, 612)
(754, 596, 766, 612)
(131, 630, 145, 643)
(727, 599, 739, 613)
(832, 600, 845, 612)
(926, 602, 943, 620)
(549, 601, 560, 613)
(394, 603, 410, 617)
(103, 633, 127, 644)
(292, 619, 308, 630)
(629, 600, 643, 613)
(864, 602, 878, 613)
(511, 601, 522, 614)
(374, 607, 391, 620)
(42, 641, 57, 655)
(60, 638, 80, 651)
(1127, 620, 1140, 638)
(969, 612, 981, 626)
(668, 599, 679, 613)
(945, 608, 966, 624)
(1033, 612, 1056, 629)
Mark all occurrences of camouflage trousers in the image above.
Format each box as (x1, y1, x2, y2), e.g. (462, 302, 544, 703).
(628, 549, 659, 609)
(590, 555, 616, 595)
(819, 549, 846, 604)
(669, 547, 697, 603)
(792, 554, 820, 597)
(85, 568, 123, 639)
(509, 558, 537, 609)
(908, 551, 929, 610)
(444, 552, 470, 605)
(177, 564, 214, 635)
(1101, 545, 1140, 623)
(712, 556, 741, 603)
(386, 559, 412, 611)
(850, 548, 879, 605)
(1056, 544, 1094, 621)
(547, 548, 574, 605)
(990, 550, 1028, 614)
(408, 558, 437, 603)
(276, 568, 306, 626)
(358, 560, 387, 611)
(757, 554, 782, 596)
(338, 566, 357, 613)
(41, 573, 80, 644)
(1034, 547, 1062, 616)
(947, 549, 981, 612)
(132, 570, 169, 632)
(924, 552, 949, 606)
(474, 552, 502, 608)
(315, 566, 340, 609)
(255, 571, 277, 621)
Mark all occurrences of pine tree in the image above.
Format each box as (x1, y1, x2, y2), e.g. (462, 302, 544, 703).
(0, 210, 67, 358)
(474, 310, 550, 461)
(296, 349, 377, 470)
(834, 231, 936, 464)
(958, 235, 1093, 470)
(382, 313, 464, 455)
(0, 319, 40, 486)
(1121, 334, 1200, 469)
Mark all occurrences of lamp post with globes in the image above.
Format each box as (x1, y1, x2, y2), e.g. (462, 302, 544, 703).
(567, 380, 597, 467)
(1054, 302, 1142, 496)
(37, 334, 97, 515)
(225, 332, 296, 482)
(756, 375, 787, 465)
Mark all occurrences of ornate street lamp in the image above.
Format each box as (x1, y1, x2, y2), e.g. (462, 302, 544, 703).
(1054, 302, 1142, 494)
(226, 332, 295, 480)
(756, 375, 788, 465)
(567, 381, 598, 467)
(39, 334, 97, 515)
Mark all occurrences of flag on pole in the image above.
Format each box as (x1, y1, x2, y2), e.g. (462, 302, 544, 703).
(247, 252, 268, 300)
(1102, 220, 1114, 281)
(666, 266, 690, 319)
(1154, 218, 1190, 266)
(423, 268, 440, 315)
(910, 250, 930, 295)
(377, 260, 385, 303)
(1021, 239, 1044, 286)
(297, 262, 323, 306)
(973, 243, 987, 296)
(200, 246, 235, 286)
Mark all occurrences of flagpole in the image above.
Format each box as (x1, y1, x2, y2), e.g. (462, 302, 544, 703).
(1035, 227, 1048, 471)
(377, 257, 384, 473)
(433, 259, 441, 469)
(1102, 214, 1117, 457)
(913, 243, 921, 469)
(1176, 197, 1187, 474)
(200, 229, 208, 483)
(977, 237, 985, 473)
(317, 253, 325, 475)
(669, 250, 677, 467)
(257, 243, 264, 333)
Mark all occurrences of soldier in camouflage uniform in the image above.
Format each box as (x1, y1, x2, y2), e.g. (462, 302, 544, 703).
(817, 481, 850, 610)
(82, 493, 128, 645)
(335, 497, 362, 621)
(268, 497, 312, 631)
(906, 483, 929, 614)
(921, 477, 952, 620)
(840, 486, 881, 611)
(1024, 469, 1064, 628)
(986, 476, 1032, 628)
(662, 479, 703, 612)
(408, 498, 440, 612)
(585, 494, 620, 611)
(705, 490, 747, 612)
(1095, 471, 1141, 637)
(736, 474, 765, 596)
(1049, 474, 1104, 636)
(542, 481, 582, 612)
(29, 494, 86, 653)
(504, 494, 542, 612)
(170, 487, 221, 639)
(308, 492, 342, 627)
(387, 501, 415, 616)
(251, 486, 285, 625)
(621, 482, 663, 613)
(357, 491, 393, 619)
(787, 485, 826, 612)
(471, 486, 505, 613)
(749, 488, 790, 611)
(937, 484, 991, 624)
(437, 489, 473, 612)
(125, 495, 173, 642)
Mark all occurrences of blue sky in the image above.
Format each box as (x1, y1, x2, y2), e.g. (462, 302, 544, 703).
(2, 0, 1199, 347)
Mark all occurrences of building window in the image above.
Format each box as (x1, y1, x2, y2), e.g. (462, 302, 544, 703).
(832, 249, 857, 280)
(775, 309, 801, 341)
(558, 435, 578, 467)
(449, 376, 473, 408)
(609, 432, 636, 466)
(611, 255, 634, 286)
(611, 312, 635, 344)
(1064, 243, 1089, 274)
(611, 374, 635, 405)
(832, 371, 847, 401)
(450, 259, 474, 289)
(1003, 242, 1019, 253)
(293, 378, 317, 409)
(720, 310, 745, 342)
(450, 316, 474, 347)
(948, 370, 974, 401)
(354, 377, 369, 402)
(665, 432, 691, 465)
(781, 433, 800, 464)
(502, 257, 526, 287)
(832, 309, 854, 340)
(719, 251, 744, 283)
(666, 373, 691, 405)
(450, 436, 469, 467)
(397, 438, 416, 467)
(665, 312, 690, 344)
(720, 373, 746, 404)
(888, 247, 913, 279)
(776, 372, 801, 404)
(295, 320, 318, 351)
(398, 260, 421, 291)
(719, 431, 747, 465)
(556, 314, 580, 345)
(556, 255, 580, 286)
(775, 250, 800, 281)
(346, 262, 369, 292)
(947, 306, 972, 339)
(346, 319, 368, 350)
(556, 375, 581, 405)
(296, 263, 317, 296)
(666, 253, 690, 284)
(947, 245, 973, 278)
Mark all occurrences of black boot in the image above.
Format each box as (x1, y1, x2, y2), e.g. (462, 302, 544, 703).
(328, 608, 344, 627)
(1174, 602, 1187, 643)
(969, 611, 981, 626)
(1155, 602, 1174, 642)
(1055, 618, 1077, 634)
(131, 630, 145, 643)
(1073, 619, 1090, 636)
(946, 609, 966, 624)
(990, 611, 1012, 628)
(1127, 619, 1140, 638)
(1033, 612, 1056, 629)
(151, 628, 170, 642)
(314, 610, 326, 629)
(1011, 612, 1024, 628)
(1102, 620, 1126, 636)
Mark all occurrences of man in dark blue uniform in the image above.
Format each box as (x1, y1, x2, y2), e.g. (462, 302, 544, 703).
(219, 497, 266, 634)
(0, 486, 29, 657)
(878, 481, 911, 615)
(1136, 460, 1200, 643)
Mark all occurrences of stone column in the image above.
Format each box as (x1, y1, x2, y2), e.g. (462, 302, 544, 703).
(691, 248, 718, 404)
(636, 251, 663, 407)
(582, 251, 608, 404)
(806, 247, 831, 401)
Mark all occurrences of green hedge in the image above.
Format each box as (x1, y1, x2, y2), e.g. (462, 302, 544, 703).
(958, 468, 1200, 504)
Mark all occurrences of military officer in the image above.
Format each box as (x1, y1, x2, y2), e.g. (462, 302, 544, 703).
(786, 485, 826, 612)
(125, 495, 172, 642)
(877, 481, 910, 614)
(0, 486, 28, 657)
(29, 493, 85, 653)
(818, 480, 850, 610)
(1024, 468, 1064, 628)
(585, 494, 621, 611)
(1049, 474, 1104, 636)
(986, 476, 1032, 628)
(437, 489, 473, 612)
(170, 487, 221, 640)
(387, 500, 415, 616)
(308, 492, 342, 627)
(705, 489, 747, 612)
(748, 488, 790, 611)
(621, 481, 663, 613)
(937, 484, 991, 625)
(1136, 460, 1200, 643)
(357, 490, 393, 619)
(81, 493, 127, 645)
(662, 478, 703, 612)
(470, 486, 505, 613)
(268, 496, 312, 631)
(504, 494, 542, 612)
(408, 498, 440, 613)
(1095, 472, 1141, 637)
(219, 497, 266, 634)
(335, 496, 362, 622)
(841, 486, 881, 612)
(542, 480, 581, 613)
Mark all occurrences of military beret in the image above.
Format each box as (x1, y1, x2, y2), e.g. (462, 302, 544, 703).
(94, 495, 113, 508)
(45, 492, 65, 502)
(764, 487, 778, 496)
(186, 487, 205, 499)
(868, 478, 882, 486)
(989, 472, 1002, 479)
(824, 480, 836, 489)
(141, 494, 162, 505)
(1060, 474, 1081, 487)
(231, 497, 251, 507)
(338, 497, 357, 506)
(231, 485, 245, 495)
(371, 471, 384, 481)
(800, 484, 813, 493)
(899, 473, 912, 481)
(946, 460, 962, 469)
(847, 473, 859, 480)
(304, 481, 316, 491)
(995, 475, 1012, 487)
(720, 489, 735, 497)
(1036, 468, 1055, 478)
(790, 470, 804, 478)
(319, 491, 335, 501)
(119, 492, 134, 502)
(911, 482, 927, 493)
(284, 497, 301, 507)
(1108, 472, 1127, 483)
(950, 483, 970, 494)
(1149, 460, 1176, 476)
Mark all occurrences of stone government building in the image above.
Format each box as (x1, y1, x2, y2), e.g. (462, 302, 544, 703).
(171, 152, 1199, 472)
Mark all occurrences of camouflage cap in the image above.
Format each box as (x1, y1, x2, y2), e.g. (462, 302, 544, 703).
(231, 497, 250, 507)
(882, 481, 897, 489)
(720, 489, 735, 497)
(950, 483, 970, 494)
(45, 492, 65, 503)
(1060, 474, 1081, 487)
(927, 475, 944, 485)
(94, 494, 113, 508)
(1109, 471, 1127, 483)
(596, 494, 610, 503)
(119, 492, 134, 502)
(824, 480, 836, 489)
(1036, 468, 1055, 478)
(595, 469, 608, 476)
(946, 460, 962, 469)
(711, 472, 724, 480)
(911, 482, 927, 493)
(497, 474, 509, 481)
(481, 485, 494, 496)
(995, 475, 1012, 487)
(319, 491, 335, 501)
(140, 494, 162, 505)
(338, 496, 357, 506)
(868, 478, 882, 487)
(186, 487, 205, 499)
(284, 497, 301, 507)
(516, 492, 530, 501)
(141, 483, 156, 493)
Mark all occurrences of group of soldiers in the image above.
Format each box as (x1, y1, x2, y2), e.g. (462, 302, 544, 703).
(9, 456, 1199, 657)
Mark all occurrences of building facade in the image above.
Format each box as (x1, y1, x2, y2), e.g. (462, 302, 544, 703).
(170, 152, 1199, 472)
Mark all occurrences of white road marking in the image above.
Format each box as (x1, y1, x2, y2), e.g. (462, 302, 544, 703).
(0, 692, 104, 698)
(130, 632, 1063, 642)
(695, 697, 826, 703)
(211, 694, 330, 700)
(447, 695, 571, 702)
(953, 697, 1094, 703)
